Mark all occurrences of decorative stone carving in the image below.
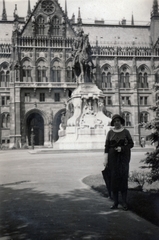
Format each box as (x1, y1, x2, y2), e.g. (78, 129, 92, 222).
(55, 82, 111, 149)
(41, 0, 56, 15)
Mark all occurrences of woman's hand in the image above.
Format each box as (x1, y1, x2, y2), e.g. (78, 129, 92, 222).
(103, 153, 108, 167)
(115, 146, 121, 152)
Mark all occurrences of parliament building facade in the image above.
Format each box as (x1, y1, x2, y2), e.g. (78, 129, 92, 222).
(0, 0, 159, 148)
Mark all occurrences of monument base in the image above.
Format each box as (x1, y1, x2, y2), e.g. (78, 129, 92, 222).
(53, 126, 110, 150)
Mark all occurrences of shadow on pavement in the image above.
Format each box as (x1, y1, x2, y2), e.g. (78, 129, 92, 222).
(0, 185, 159, 240)
(83, 174, 159, 227)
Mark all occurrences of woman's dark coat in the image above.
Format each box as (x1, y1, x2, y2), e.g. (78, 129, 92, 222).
(104, 128, 134, 192)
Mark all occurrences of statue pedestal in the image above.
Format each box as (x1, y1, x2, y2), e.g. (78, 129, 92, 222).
(54, 82, 111, 150)
(54, 126, 110, 150)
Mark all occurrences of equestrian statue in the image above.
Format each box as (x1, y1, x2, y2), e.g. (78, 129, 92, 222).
(72, 28, 95, 84)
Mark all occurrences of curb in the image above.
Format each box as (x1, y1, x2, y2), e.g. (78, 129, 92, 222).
(28, 147, 154, 154)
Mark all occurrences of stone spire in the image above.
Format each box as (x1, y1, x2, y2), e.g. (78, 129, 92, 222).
(131, 13, 134, 25)
(150, 0, 159, 45)
(77, 7, 82, 24)
(2, 0, 7, 21)
(27, 0, 31, 18)
(13, 4, 19, 20)
(71, 13, 75, 24)
(151, 0, 159, 17)
(65, 0, 67, 16)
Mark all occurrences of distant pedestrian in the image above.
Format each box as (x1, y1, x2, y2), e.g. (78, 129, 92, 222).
(104, 114, 134, 210)
(140, 137, 145, 148)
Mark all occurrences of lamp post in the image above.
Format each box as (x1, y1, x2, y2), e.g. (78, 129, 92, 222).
(136, 74, 141, 146)
(49, 124, 53, 147)
(31, 128, 35, 149)
(49, 109, 53, 147)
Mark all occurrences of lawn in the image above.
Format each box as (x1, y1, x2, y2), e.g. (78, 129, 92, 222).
(83, 173, 159, 227)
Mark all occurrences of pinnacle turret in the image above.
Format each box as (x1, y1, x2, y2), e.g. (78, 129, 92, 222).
(77, 7, 82, 24)
(2, 0, 7, 21)
(27, 0, 31, 17)
(131, 13, 134, 25)
(151, 0, 159, 17)
(65, 0, 68, 16)
(13, 4, 19, 20)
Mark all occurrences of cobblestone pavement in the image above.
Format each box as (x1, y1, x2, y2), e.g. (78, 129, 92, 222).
(0, 150, 158, 240)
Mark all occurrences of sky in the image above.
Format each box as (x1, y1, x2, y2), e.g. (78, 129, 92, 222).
(0, 0, 153, 24)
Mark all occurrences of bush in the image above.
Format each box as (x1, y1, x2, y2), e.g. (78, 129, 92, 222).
(129, 171, 150, 190)
(141, 100, 159, 183)
(141, 149, 159, 183)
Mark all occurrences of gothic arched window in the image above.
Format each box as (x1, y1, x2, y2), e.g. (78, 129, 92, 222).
(52, 61, 61, 82)
(66, 67, 72, 82)
(140, 112, 149, 124)
(37, 15, 45, 35)
(36, 60, 47, 82)
(138, 73, 143, 88)
(37, 66, 47, 82)
(101, 66, 112, 88)
(1, 112, 10, 128)
(122, 112, 131, 126)
(102, 72, 106, 88)
(6, 71, 10, 87)
(120, 73, 124, 88)
(144, 73, 148, 88)
(0, 62, 10, 87)
(119, 66, 130, 88)
(125, 73, 130, 88)
(66, 61, 74, 82)
(22, 60, 32, 82)
(138, 66, 149, 88)
(6, 114, 10, 128)
(52, 16, 60, 36)
(0, 71, 5, 87)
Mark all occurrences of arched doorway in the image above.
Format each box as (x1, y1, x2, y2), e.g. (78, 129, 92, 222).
(27, 113, 44, 146)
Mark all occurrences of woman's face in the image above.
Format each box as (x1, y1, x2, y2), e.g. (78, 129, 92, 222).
(113, 118, 122, 129)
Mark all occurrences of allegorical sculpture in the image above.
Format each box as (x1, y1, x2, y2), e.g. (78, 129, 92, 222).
(71, 28, 95, 84)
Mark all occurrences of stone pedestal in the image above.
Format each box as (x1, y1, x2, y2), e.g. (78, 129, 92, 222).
(54, 82, 111, 150)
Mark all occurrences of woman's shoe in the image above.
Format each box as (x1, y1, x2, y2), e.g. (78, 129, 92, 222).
(122, 205, 128, 211)
(110, 204, 118, 209)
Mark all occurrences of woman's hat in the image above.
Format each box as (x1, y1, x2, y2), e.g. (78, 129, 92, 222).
(111, 114, 125, 126)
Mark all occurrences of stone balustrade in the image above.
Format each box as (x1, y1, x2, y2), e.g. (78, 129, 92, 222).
(10, 81, 76, 88)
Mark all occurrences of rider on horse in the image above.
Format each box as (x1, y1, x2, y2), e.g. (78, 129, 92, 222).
(72, 28, 95, 82)
(72, 28, 84, 68)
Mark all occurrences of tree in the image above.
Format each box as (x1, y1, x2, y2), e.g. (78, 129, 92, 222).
(141, 101, 159, 183)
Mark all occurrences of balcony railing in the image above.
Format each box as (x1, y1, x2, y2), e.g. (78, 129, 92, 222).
(91, 46, 156, 57)
(12, 81, 77, 88)
(17, 36, 74, 48)
(0, 44, 11, 54)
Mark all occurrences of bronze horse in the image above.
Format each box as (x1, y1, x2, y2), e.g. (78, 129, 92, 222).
(73, 34, 95, 83)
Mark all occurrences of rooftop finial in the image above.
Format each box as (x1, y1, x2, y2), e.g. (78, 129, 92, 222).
(2, 0, 7, 21)
(77, 7, 82, 24)
(152, 0, 159, 17)
(65, 0, 68, 16)
(13, 4, 19, 20)
(131, 12, 134, 25)
(27, 0, 31, 16)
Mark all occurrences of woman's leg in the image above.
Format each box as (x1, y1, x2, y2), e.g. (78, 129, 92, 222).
(111, 190, 118, 209)
(121, 191, 128, 210)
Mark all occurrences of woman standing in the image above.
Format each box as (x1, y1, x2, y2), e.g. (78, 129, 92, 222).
(104, 114, 134, 210)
